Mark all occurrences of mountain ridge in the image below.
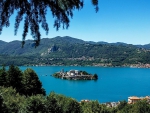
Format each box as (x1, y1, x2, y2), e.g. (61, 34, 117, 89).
(0, 36, 150, 66)
(1, 36, 149, 47)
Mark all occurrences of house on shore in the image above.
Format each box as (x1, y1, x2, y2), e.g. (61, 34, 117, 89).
(128, 96, 150, 104)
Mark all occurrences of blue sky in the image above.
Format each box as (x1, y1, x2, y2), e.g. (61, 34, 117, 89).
(0, 0, 150, 45)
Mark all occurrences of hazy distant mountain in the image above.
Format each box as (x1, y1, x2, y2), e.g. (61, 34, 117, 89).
(0, 40, 7, 45)
(87, 41, 134, 47)
(50, 36, 85, 44)
(136, 44, 150, 49)
(0, 40, 7, 51)
(97, 41, 108, 44)
(110, 42, 128, 46)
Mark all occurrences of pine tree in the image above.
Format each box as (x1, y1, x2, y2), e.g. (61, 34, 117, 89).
(7, 65, 23, 92)
(0, 0, 98, 47)
(0, 66, 7, 87)
(21, 68, 46, 96)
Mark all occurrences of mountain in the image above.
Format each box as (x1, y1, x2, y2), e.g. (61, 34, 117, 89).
(97, 41, 108, 45)
(50, 36, 85, 44)
(0, 40, 7, 45)
(136, 44, 150, 49)
(0, 36, 150, 66)
(0, 40, 7, 50)
(0, 36, 86, 56)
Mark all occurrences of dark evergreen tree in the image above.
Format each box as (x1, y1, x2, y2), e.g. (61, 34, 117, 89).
(21, 68, 46, 96)
(26, 95, 46, 113)
(7, 65, 23, 92)
(0, 66, 7, 86)
(93, 74, 98, 79)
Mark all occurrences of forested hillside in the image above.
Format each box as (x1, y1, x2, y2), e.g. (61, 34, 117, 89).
(0, 36, 150, 66)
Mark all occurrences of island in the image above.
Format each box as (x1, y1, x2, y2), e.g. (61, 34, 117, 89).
(52, 69, 98, 80)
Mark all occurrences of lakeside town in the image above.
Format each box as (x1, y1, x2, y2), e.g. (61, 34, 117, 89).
(81, 95, 150, 108)
(106, 95, 150, 107)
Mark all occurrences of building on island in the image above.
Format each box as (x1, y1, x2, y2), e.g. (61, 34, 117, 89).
(53, 69, 98, 80)
(67, 70, 80, 76)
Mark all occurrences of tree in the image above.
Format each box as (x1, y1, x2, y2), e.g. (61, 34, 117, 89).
(81, 100, 102, 113)
(7, 65, 23, 92)
(63, 98, 81, 113)
(116, 100, 131, 113)
(46, 92, 81, 113)
(46, 92, 63, 113)
(20, 68, 46, 96)
(0, 66, 7, 86)
(0, 0, 98, 47)
(0, 93, 7, 113)
(26, 95, 47, 113)
(0, 86, 26, 113)
(131, 100, 150, 113)
(93, 74, 98, 80)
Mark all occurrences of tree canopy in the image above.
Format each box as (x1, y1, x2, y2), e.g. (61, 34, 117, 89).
(0, 0, 98, 47)
(0, 65, 46, 96)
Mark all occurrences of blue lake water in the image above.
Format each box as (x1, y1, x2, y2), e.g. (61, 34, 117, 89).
(19, 66, 150, 103)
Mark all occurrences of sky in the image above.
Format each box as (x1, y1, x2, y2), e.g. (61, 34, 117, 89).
(0, 0, 150, 45)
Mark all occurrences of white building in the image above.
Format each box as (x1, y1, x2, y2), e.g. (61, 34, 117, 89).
(67, 70, 80, 76)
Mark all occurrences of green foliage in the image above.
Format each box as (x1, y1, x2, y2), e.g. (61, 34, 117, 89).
(117, 100, 128, 111)
(46, 92, 81, 113)
(0, 93, 7, 113)
(1, 86, 150, 113)
(63, 98, 81, 113)
(46, 92, 63, 113)
(20, 68, 46, 96)
(0, 66, 7, 86)
(0, 1, 98, 46)
(116, 101, 131, 113)
(0, 65, 45, 96)
(93, 74, 98, 79)
(26, 95, 46, 113)
(7, 65, 23, 92)
(53, 73, 62, 78)
(130, 100, 150, 113)
(0, 87, 26, 113)
(81, 71, 89, 75)
(81, 100, 110, 113)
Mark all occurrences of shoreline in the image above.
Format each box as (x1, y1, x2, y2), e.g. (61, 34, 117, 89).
(19, 63, 150, 69)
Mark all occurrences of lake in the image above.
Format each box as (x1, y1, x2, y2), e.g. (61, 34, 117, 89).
(19, 66, 150, 103)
